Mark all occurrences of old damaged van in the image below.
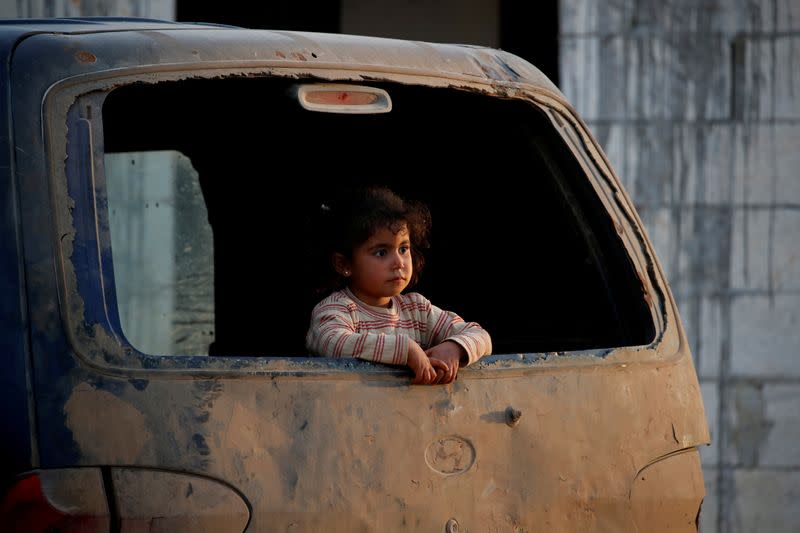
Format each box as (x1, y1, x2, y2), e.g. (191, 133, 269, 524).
(0, 17, 709, 532)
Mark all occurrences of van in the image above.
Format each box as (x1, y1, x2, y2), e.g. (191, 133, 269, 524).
(0, 17, 709, 532)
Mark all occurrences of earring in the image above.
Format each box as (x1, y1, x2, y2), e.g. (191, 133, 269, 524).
(344, 270, 350, 277)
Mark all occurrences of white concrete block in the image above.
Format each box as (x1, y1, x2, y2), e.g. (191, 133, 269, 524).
(589, 122, 738, 209)
(676, 207, 733, 295)
(734, 124, 800, 206)
(676, 294, 725, 381)
(732, 208, 800, 291)
(637, 206, 733, 298)
(699, 468, 718, 533)
(776, 0, 800, 32)
(596, 37, 627, 120)
(4, 1, 175, 20)
(624, 35, 730, 120)
(0, 4, 19, 17)
(627, 123, 675, 206)
(561, 0, 800, 35)
(726, 383, 774, 467)
(586, 122, 634, 193)
(713, 0, 800, 33)
(743, 37, 800, 120)
(732, 470, 800, 533)
(559, 37, 600, 119)
(697, 297, 724, 379)
(772, 210, 800, 290)
(144, 1, 175, 20)
(700, 382, 720, 466)
(567, 34, 730, 120)
(760, 384, 800, 467)
(731, 294, 800, 377)
(559, 0, 632, 35)
(731, 208, 772, 290)
(673, 124, 737, 206)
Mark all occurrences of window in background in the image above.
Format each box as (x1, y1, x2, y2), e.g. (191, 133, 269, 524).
(105, 151, 214, 355)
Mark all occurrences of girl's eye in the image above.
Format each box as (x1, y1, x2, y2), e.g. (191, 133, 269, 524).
(374, 249, 387, 257)
(399, 246, 410, 254)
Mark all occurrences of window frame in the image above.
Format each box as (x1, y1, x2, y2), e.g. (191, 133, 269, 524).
(44, 64, 676, 379)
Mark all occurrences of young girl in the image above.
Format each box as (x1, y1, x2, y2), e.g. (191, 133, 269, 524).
(306, 186, 492, 385)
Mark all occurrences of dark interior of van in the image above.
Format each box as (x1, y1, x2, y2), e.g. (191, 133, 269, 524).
(101, 76, 655, 357)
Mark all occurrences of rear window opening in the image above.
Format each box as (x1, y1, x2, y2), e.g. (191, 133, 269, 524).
(98, 75, 655, 357)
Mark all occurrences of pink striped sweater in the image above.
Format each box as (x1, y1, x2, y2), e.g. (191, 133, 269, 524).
(306, 287, 492, 366)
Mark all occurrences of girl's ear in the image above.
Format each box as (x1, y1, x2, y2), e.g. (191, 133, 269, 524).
(332, 253, 350, 276)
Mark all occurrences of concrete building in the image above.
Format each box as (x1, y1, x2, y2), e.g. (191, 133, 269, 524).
(560, 2, 800, 532)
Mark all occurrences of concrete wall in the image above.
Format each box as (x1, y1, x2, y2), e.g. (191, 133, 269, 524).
(0, 0, 173, 19)
(560, 1, 800, 531)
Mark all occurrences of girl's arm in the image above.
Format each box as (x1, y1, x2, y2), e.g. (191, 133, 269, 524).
(306, 305, 443, 384)
(306, 303, 410, 365)
(423, 300, 492, 366)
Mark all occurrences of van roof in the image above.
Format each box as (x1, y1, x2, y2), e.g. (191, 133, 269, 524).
(0, 17, 563, 99)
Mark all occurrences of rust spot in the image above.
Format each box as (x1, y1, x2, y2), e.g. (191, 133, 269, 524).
(505, 406, 522, 427)
(76, 51, 96, 63)
(636, 271, 652, 307)
(275, 51, 286, 59)
(643, 288, 652, 308)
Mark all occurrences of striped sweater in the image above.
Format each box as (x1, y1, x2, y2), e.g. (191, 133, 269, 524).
(306, 287, 492, 366)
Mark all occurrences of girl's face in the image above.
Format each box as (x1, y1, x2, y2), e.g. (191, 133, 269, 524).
(338, 223, 413, 307)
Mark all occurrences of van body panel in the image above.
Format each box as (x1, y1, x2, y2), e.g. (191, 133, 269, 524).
(0, 35, 34, 481)
(52, 353, 706, 531)
(3, 18, 709, 531)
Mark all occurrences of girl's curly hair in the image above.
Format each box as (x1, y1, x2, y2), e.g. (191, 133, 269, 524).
(311, 186, 431, 295)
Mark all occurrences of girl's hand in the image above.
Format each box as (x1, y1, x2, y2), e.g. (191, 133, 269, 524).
(408, 341, 448, 385)
(426, 341, 467, 384)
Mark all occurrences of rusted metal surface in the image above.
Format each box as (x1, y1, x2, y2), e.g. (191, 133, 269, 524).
(4, 19, 709, 531)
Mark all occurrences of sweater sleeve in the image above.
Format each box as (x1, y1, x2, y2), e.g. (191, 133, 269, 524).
(306, 301, 410, 366)
(422, 298, 492, 366)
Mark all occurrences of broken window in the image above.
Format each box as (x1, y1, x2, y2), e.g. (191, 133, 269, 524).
(99, 75, 655, 357)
